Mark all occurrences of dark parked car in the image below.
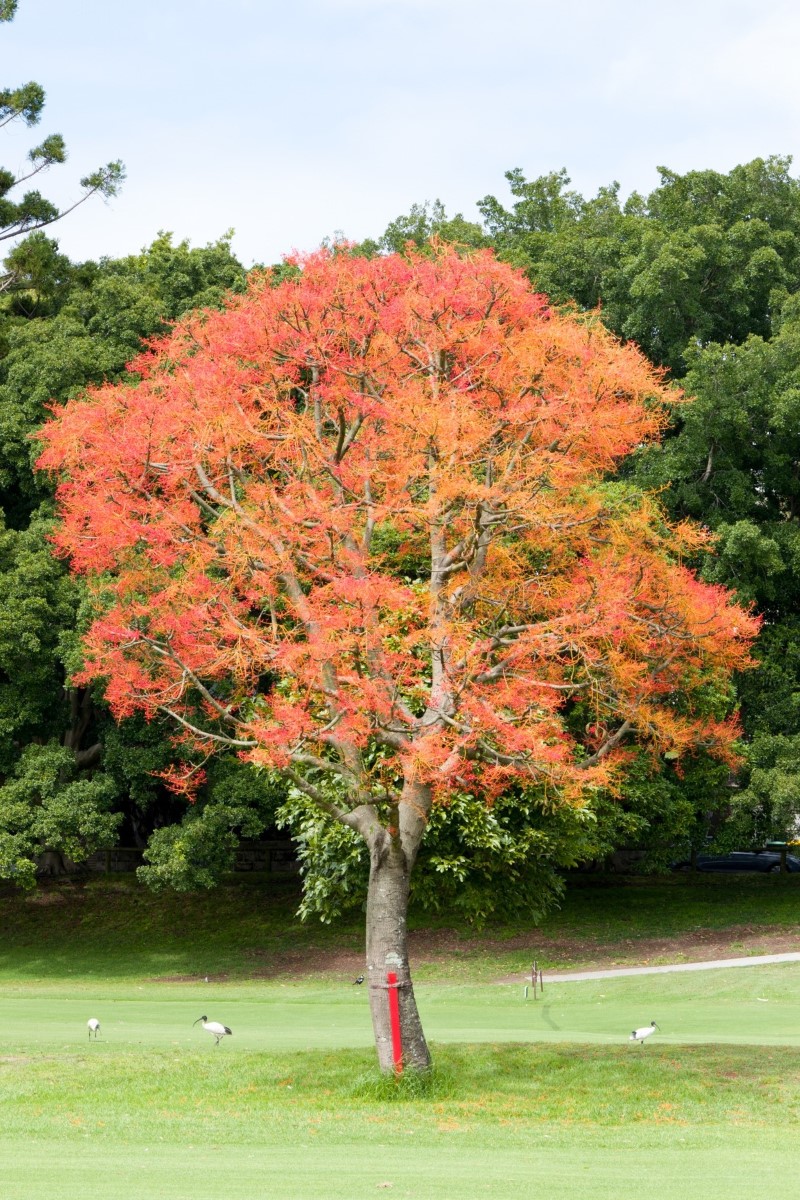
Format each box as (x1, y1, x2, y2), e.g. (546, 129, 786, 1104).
(673, 851, 800, 874)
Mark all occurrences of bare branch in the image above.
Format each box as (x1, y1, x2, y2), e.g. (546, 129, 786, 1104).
(159, 706, 258, 748)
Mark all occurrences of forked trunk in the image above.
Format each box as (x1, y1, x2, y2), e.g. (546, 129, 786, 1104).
(365, 836, 431, 1072)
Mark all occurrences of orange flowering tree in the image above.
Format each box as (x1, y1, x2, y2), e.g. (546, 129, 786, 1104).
(38, 245, 757, 1070)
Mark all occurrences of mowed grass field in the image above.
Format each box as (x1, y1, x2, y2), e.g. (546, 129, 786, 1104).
(3, 874, 800, 1198)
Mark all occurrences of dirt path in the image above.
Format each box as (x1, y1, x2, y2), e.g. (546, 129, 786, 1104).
(227, 922, 800, 983)
(488, 923, 800, 983)
(151, 921, 800, 985)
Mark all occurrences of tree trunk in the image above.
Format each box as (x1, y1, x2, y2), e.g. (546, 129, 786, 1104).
(63, 686, 94, 755)
(365, 836, 431, 1072)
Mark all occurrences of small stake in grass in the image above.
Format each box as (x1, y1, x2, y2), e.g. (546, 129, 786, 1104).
(530, 960, 544, 999)
(87, 1018, 100, 1039)
(630, 1021, 659, 1046)
(193, 1016, 233, 1046)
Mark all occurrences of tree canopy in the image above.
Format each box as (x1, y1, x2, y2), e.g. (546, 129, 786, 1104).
(39, 245, 756, 1067)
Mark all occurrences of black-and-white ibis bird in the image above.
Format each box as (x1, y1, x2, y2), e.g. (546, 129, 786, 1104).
(630, 1021, 659, 1045)
(193, 1015, 233, 1046)
(87, 1018, 100, 1038)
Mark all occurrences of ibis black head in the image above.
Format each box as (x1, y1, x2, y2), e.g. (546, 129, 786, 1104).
(193, 1016, 208, 1025)
(651, 1021, 659, 1029)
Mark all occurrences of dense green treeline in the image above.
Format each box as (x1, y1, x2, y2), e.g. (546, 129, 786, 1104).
(4, 152, 800, 914)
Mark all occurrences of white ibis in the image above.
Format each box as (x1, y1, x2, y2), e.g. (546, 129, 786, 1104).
(630, 1021, 659, 1045)
(193, 1015, 232, 1046)
(87, 1018, 100, 1038)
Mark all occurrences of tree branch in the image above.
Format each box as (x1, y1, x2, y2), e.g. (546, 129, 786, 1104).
(578, 720, 633, 769)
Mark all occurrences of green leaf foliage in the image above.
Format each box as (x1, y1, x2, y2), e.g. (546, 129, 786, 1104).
(411, 789, 597, 926)
(722, 734, 800, 848)
(278, 781, 607, 928)
(590, 752, 735, 870)
(366, 199, 489, 256)
(0, 506, 79, 772)
(276, 786, 369, 923)
(633, 312, 800, 614)
(0, 741, 120, 886)
(477, 157, 800, 375)
(138, 762, 286, 892)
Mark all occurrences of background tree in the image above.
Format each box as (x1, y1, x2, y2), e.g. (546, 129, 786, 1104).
(0, 233, 253, 882)
(477, 157, 800, 375)
(1, 1, 123, 290)
(40, 245, 756, 1069)
(355, 200, 488, 258)
(632, 294, 800, 846)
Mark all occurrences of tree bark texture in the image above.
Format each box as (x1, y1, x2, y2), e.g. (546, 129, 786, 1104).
(365, 835, 431, 1072)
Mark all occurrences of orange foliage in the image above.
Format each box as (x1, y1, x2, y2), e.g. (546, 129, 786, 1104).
(38, 244, 758, 814)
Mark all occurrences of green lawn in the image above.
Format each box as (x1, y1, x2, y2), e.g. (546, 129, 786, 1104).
(9, 1130, 797, 1200)
(4, 1030, 800, 1199)
(4, 876, 800, 1198)
(4, 963, 800, 1049)
(5, 966, 800, 1198)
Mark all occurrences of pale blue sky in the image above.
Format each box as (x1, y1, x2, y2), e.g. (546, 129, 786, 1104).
(4, 0, 798, 266)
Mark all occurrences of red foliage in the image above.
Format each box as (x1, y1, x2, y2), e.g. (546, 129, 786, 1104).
(38, 244, 758, 815)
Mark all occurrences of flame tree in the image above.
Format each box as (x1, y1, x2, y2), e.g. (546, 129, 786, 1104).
(38, 245, 757, 1070)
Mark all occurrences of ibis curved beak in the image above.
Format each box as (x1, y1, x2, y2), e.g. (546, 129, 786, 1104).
(193, 1017, 204, 1026)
